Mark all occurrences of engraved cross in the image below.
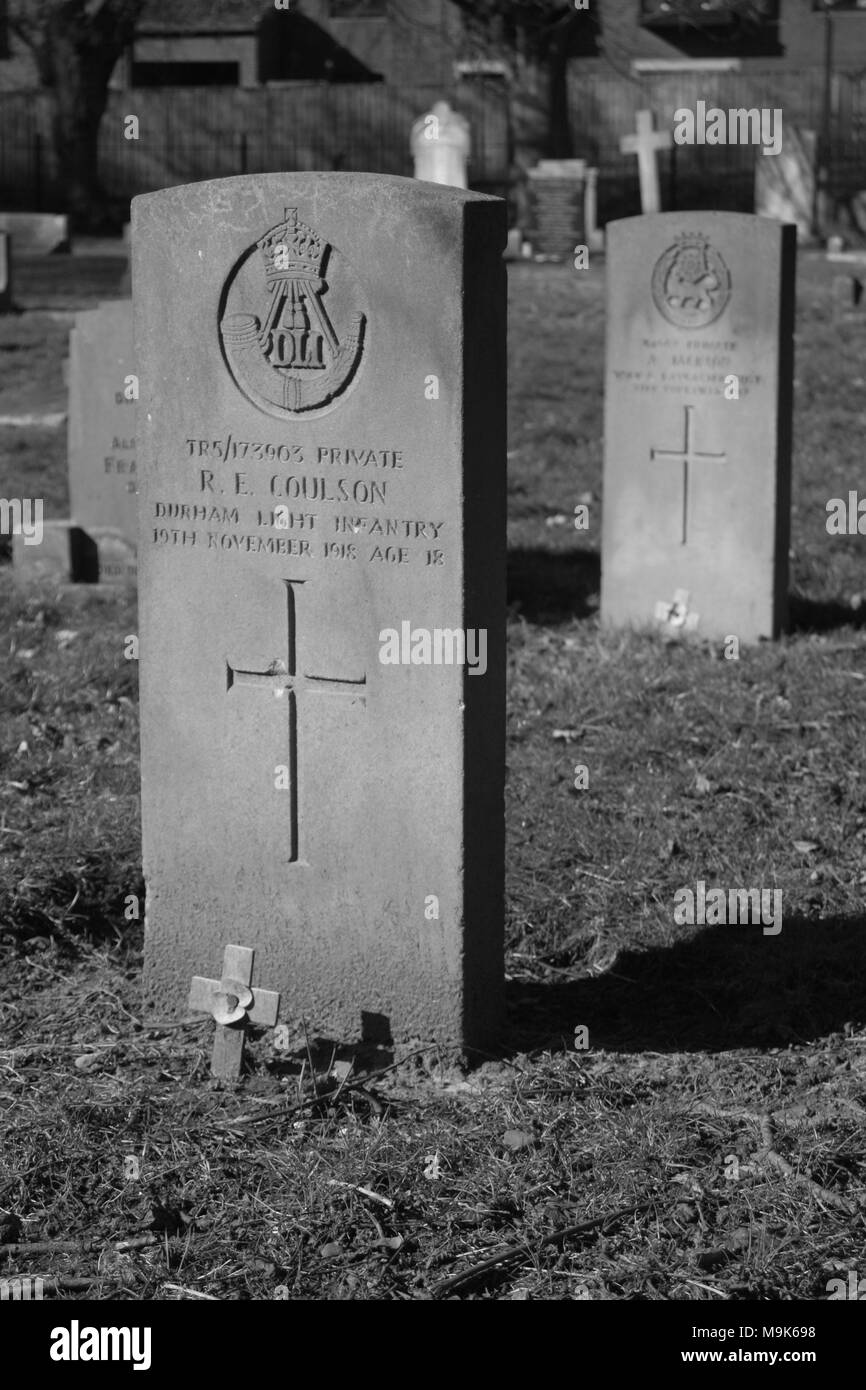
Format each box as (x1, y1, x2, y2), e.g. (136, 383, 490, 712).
(226, 579, 366, 864)
(650, 405, 727, 545)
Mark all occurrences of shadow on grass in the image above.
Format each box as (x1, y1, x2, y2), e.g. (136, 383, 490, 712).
(505, 913, 866, 1054)
(788, 594, 866, 634)
(507, 546, 599, 625)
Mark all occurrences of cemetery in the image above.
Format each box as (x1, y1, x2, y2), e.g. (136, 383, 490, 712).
(0, 0, 864, 1322)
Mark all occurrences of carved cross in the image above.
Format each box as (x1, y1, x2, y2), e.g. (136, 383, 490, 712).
(651, 405, 727, 545)
(226, 579, 366, 865)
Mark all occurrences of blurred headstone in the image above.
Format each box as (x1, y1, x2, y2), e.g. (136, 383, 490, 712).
(527, 160, 586, 260)
(411, 101, 470, 189)
(67, 300, 137, 585)
(0, 212, 70, 255)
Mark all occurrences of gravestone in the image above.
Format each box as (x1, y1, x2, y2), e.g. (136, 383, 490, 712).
(0, 232, 12, 313)
(133, 173, 506, 1049)
(11, 523, 97, 584)
(620, 110, 671, 215)
(601, 212, 795, 644)
(527, 160, 586, 260)
(411, 101, 470, 188)
(67, 300, 137, 584)
(755, 127, 815, 243)
(0, 212, 69, 256)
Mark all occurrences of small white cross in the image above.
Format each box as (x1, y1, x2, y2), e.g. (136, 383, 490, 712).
(654, 589, 700, 634)
(620, 110, 672, 214)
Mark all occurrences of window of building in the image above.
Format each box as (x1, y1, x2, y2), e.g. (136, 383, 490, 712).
(0, 0, 9, 61)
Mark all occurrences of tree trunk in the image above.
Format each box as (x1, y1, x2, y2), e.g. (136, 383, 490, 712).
(546, 15, 579, 159)
(49, 76, 111, 230)
(30, 1, 143, 233)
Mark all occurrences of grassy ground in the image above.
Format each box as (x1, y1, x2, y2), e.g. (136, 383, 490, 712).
(0, 251, 864, 1301)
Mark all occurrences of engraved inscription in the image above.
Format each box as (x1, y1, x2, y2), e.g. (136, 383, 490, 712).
(611, 338, 761, 399)
(225, 579, 366, 864)
(219, 209, 367, 420)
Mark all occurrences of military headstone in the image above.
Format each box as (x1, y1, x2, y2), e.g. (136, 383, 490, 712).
(527, 160, 586, 260)
(67, 300, 137, 585)
(411, 101, 470, 189)
(601, 212, 795, 643)
(133, 173, 506, 1049)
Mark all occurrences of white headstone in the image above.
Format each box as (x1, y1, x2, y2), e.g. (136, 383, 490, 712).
(411, 101, 470, 189)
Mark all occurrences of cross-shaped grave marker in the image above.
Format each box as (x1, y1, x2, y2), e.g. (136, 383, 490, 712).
(189, 944, 280, 1078)
(226, 578, 366, 866)
(654, 587, 700, 634)
(650, 405, 727, 545)
(620, 109, 672, 214)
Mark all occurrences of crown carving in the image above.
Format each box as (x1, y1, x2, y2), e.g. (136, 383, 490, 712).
(257, 208, 326, 283)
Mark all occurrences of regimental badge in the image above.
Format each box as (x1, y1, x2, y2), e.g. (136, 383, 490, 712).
(650, 233, 731, 329)
(219, 207, 367, 419)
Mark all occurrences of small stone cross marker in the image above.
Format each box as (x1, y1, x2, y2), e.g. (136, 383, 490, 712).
(188, 944, 280, 1078)
(619, 110, 672, 214)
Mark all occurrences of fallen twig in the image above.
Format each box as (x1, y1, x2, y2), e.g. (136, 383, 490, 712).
(430, 1200, 653, 1297)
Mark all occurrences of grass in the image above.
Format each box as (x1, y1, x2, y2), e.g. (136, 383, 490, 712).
(0, 250, 864, 1301)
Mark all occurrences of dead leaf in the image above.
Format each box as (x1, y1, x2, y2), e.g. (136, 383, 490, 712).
(502, 1129, 535, 1152)
(793, 840, 819, 854)
(73, 1053, 103, 1072)
(319, 1242, 343, 1260)
(373, 1234, 404, 1252)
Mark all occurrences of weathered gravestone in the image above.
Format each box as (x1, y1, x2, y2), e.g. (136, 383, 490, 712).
(527, 160, 586, 260)
(601, 212, 795, 643)
(0, 232, 12, 313)
(67, 300, 137, 584)
(133, 173, 506, 1049)
(11, 301, 137, 586)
